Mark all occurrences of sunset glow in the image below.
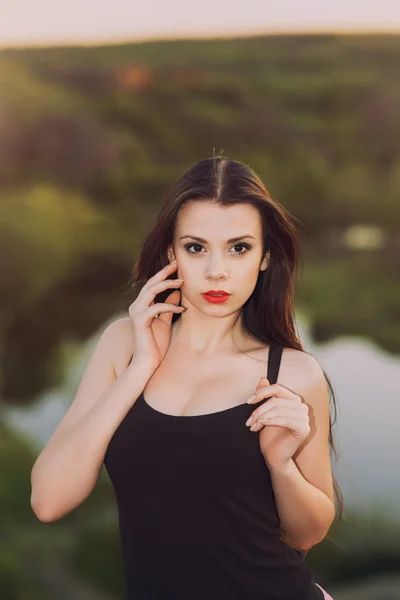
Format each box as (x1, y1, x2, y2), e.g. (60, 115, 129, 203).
(1, 0, 399, 48)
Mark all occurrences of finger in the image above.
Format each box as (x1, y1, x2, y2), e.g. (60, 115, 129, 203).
(144, 278, 182, 302)
(140, 276, 183, 307)
(147, 261, 178, 286)
(247, 383, 301, 405)
(260, 416, 310, 437)
(248, 406, 304, 429)
(149, 302, 184, 323)
(256, 376, 269, 390)
(246, 397, 306, 426)
(250, 414, 307, 432)
(258, 407, 305, 424)
(247, 376, 269, 401)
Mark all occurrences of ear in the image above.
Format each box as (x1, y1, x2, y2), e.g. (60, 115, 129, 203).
(167, 247, 175, 263)
(260, 251, 270, 272)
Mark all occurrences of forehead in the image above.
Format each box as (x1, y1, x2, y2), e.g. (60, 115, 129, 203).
(175, 202, 262, 237)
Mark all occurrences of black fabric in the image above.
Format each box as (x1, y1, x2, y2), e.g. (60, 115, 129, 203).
(104, 344, 319, 599)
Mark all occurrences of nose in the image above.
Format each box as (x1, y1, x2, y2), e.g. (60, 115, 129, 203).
(205, 258, 228, 281)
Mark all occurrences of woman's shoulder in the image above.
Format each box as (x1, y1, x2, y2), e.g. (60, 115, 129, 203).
(102, 317, 134, 378)
(279, 346, 326, 394)
(103, 316, 131, 341)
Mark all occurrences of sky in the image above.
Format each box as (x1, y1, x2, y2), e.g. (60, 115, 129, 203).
(1, 0, 400, 48)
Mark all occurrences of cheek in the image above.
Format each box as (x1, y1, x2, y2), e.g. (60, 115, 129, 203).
(243, 262, 261, 281)
(175, 263, 193, 283)
(241, 266, 261, 294)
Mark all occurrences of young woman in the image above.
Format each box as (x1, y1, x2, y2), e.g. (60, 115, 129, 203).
(31, 156, 341, 599)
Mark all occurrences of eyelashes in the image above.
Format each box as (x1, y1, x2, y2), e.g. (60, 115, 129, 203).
(183, 243, 252, 256)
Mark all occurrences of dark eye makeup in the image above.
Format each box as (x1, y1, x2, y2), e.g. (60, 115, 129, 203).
(183, 242, 252, 255)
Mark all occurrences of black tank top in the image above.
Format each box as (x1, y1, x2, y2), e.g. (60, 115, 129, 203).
(103, 344, 324, 600)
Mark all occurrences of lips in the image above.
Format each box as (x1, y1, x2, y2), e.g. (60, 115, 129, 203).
(203, 290, 230, 296)
(201, 292, 231, 304)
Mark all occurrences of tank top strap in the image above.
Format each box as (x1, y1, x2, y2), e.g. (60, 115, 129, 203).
(267, 344, 284, 385)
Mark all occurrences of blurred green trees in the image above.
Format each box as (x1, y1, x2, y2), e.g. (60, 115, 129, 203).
(1, 37, 399, 403)
(0, 31, 399, 600)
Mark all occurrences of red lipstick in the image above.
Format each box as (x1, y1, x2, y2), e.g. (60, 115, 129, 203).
(201, 290, 231, 304)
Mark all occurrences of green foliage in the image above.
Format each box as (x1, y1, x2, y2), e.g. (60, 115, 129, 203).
(0, 184, 116, 310)
(0, 60, 87, 122)
(0, 422, 36, 523)
(0, 422, 51, 598)
(307, 509, 400, 584)
(0, 34, 399, 388)
(1, 32, 399, 600)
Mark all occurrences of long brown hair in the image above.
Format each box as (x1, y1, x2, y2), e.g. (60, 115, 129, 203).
(130, 155, 344, 541)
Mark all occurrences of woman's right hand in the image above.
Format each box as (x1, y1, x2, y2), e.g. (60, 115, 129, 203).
(128, 260, 185, 372)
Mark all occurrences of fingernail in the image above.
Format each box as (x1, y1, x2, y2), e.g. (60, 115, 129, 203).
(250, 423, 257, 431)
(247, 394, 256, 404)
(245, 416, 253, 427)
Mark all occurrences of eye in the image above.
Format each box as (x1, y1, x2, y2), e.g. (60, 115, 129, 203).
(184, 243, 251, 255)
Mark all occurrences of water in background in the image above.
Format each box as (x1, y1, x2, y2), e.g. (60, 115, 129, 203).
(3, 310, 399, 519)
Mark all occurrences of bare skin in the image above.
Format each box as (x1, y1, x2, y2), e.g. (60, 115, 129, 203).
(114, 316, 309, 419)
(30, 200, 334, 535)
(113, 201, 312, 418)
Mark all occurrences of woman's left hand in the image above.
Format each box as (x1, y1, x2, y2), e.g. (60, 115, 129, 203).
(245, 377, 311, 469)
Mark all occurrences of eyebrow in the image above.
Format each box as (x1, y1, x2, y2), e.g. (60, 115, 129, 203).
(179, 234, 256, 243)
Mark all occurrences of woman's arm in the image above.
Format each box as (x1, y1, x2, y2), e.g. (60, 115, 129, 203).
(267, 357, 336, 550)
(30, 319, 154, 523)
(269, 459, 335, 550)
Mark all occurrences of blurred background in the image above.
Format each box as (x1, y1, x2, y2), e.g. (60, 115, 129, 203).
(1, 2, 399, 599)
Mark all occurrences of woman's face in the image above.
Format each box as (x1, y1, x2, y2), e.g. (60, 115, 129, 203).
(168, 201, 269, 315)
